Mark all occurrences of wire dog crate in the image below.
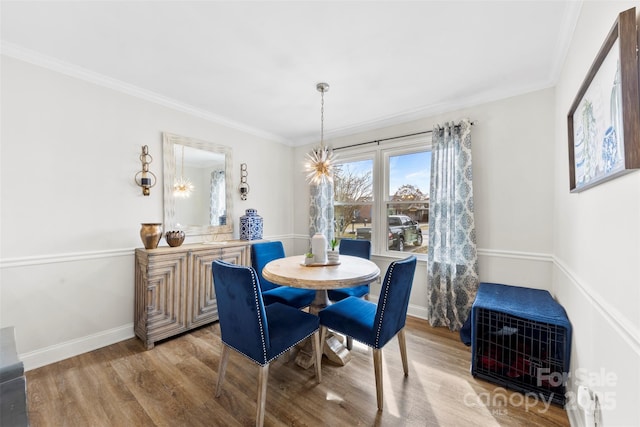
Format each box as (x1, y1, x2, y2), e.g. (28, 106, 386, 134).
(470, 283, 572, 406)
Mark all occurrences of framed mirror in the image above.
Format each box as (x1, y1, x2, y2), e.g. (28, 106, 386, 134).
(163, 132, 233, 237)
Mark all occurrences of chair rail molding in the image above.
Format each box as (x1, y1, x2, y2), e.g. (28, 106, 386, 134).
(553, 255, 640, 355)
(477, 248, 553, 262)
(0, 248, 134, 268)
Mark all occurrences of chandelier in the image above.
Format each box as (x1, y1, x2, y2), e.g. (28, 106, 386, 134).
(305, 82, 336, 185)
(174, 145, 194, 198)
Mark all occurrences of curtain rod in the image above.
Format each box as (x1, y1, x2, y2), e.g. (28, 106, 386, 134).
(333, 121, 475, 152)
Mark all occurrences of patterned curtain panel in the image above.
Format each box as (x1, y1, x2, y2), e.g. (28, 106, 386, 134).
(210, 170, 226, 226)
(427, 119, 479, 330)
(309, 181, 335, 244)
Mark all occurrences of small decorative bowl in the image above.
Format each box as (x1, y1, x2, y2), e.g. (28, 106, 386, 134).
(165, 230, 185, 247)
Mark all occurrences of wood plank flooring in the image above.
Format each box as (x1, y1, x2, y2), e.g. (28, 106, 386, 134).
(25, 317, 569, 426)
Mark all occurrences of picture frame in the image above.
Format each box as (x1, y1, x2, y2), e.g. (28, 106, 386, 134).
(567, 7, 640, 192)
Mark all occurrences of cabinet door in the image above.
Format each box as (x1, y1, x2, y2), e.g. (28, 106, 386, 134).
(143, 252, 189, 347)
(189, 245, 249, 327)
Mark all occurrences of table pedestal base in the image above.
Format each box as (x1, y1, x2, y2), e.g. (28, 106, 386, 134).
(294, 289, 353, 368)
(323, 334, 352, 365)
(295, 331, 351, 368)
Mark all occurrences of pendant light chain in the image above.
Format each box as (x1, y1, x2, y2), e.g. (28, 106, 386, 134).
(320, 88, 325, 148)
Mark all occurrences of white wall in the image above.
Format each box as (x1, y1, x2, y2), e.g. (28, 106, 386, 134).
(293, 88, 557, 317)
(552, 2, 640, 426)
(0, 56, 295, 368)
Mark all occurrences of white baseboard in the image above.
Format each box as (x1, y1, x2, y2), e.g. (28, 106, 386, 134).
(21, 324, 135, 371)
(369, 294, 428, 322)
(566, 406, 582, 427)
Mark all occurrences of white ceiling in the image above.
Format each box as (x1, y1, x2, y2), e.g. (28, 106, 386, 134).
(1, 1, 582, 145)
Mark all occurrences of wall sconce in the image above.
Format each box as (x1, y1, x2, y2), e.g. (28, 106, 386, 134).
(134, 145, 156, 196)
(239, 163, 249, 200)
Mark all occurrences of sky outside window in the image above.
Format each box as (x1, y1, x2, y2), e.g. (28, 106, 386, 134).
(389, 151, 431, 197)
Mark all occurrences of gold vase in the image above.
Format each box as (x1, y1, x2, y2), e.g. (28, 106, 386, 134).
(140, 223, 163, 249)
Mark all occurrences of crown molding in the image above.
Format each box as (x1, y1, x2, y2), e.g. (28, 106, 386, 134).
(1, 41, 289, 145)
(546, 0, 583, 84)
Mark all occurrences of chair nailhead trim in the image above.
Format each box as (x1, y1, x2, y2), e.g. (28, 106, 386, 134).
(374, 261, 396, 348)
(249, 267, 318, 366)
(250, 269, 268, 364)
(225, 331, 317, 367)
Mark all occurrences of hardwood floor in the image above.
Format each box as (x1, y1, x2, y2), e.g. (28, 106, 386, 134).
(26, 317, 569, 426)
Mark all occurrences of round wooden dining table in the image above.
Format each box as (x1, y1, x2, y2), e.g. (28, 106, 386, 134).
(262, 254, 380, 367)
(263, 254, 380, 312)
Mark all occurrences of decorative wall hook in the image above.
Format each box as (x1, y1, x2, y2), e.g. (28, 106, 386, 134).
(239, 163, 250, 200)
(135, 145, 157, 196)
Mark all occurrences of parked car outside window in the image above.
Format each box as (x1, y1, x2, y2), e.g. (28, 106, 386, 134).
(356, 214, 422, 251)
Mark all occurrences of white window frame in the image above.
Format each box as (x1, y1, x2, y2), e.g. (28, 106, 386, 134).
(335, 134, 431, 259)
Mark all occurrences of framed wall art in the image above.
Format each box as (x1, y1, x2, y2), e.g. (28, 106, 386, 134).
(567, 7, 640, 192)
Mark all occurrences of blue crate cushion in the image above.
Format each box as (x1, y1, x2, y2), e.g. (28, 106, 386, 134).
(469, 282, 572, 378)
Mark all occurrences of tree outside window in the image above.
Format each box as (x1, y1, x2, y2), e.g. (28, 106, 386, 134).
(333, 160, 373, 242)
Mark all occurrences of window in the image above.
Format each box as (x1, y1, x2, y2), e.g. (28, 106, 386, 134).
(333, 135, 430, 256)
(333, 157, 374, 243)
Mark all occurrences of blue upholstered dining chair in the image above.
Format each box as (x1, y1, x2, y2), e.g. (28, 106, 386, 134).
(318, 255, 417, 411)
(328, 238, 372, 350)
(212, 260, 322, 427)
(251, 241, 315, 309)
(328, 239, 371, 301)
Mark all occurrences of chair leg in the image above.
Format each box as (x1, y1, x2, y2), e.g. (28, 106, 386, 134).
(373, 348, 383, 411)
(319, 326, 327, 351)
(398, 328, 409, 376)
(256, 364, 269, 427)
(287, 347, 297, 362)
(346, 336, 353, 350)
(215, 344, 230, 397)
(311, 330, 322, 383)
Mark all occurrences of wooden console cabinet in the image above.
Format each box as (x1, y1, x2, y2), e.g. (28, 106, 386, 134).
(134, 242, 250, 349)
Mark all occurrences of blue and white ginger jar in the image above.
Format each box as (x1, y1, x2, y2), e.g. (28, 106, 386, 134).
(240, 209, 263, 241)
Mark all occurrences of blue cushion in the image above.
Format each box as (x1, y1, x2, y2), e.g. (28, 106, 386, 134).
(265, 303, 319, 361)
(319, 256, 417, 349)
(263, 286, 316, 309)
(212, 260, 271, 363)
(338, 239, 371, 259)
(328, 284, 369, 301)
(251, 241, 316, 308)
(251, 241, 286, 292)
(328, 239, 372, 302)
(319, 296, 377, 344)
(212, 260, 319, 366)
(372, 256, 416, 347)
